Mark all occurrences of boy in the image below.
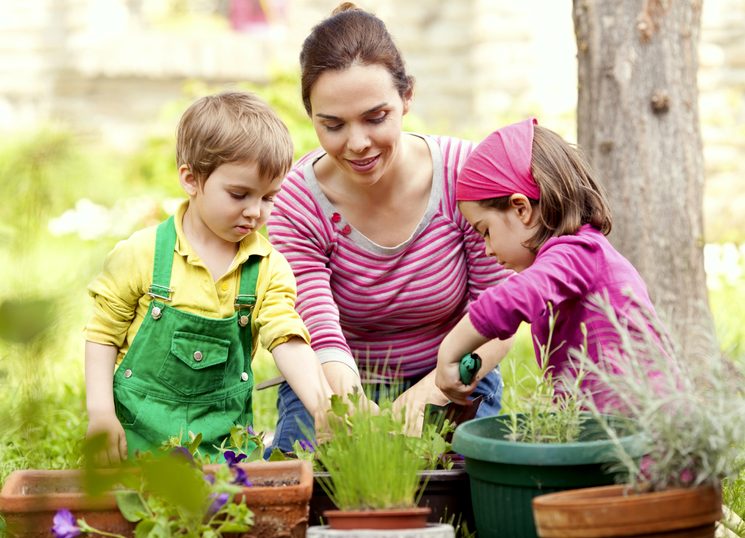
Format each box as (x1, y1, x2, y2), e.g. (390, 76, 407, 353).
(84, 91, 333, 463)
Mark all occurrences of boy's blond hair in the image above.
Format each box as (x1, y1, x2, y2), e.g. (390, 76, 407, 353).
(176, 91, 293, 184)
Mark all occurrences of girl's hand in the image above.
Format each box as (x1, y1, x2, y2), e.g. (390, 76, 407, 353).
(435, 354, 477, 405)
(86, 411, 127, 466)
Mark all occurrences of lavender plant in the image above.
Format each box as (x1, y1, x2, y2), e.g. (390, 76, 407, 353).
(569, 292, 745, 493)
(504, 304, 589, 443)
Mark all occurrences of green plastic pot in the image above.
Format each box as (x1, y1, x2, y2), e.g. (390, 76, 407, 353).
(452, 414, 645, 538)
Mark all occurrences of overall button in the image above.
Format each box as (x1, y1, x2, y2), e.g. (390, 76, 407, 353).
(193, 350, 203, 362)
(221, 283, 228, 291)
(124, 369, 132, 378)
(151, 306, 162, 320)
(238, 315, 249, 327)
(240, 372, 249, 382)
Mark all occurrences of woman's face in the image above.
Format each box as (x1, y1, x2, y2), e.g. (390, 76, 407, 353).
(309, 63, 411, 187)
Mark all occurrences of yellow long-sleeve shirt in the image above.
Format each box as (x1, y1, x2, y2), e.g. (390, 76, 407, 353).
(85, 202, 310, 366)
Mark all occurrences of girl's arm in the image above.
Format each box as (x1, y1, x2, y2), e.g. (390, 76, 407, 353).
(436, 236, 598, 402)
(85, 341, 128, 464)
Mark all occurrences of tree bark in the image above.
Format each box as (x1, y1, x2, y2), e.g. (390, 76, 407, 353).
(573, 0, 717, 361)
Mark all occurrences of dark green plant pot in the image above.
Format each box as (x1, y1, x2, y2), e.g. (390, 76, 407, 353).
(452, 414, 645, 538)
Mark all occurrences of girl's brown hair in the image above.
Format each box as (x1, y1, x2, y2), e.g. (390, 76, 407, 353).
(480, 126, 612, 251)
(299, 2, 414, 116)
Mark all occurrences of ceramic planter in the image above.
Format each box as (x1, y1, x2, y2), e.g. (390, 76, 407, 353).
(452, 414, 646, 538)
(309, 462, 474, 529)
(531, 483, 723, 537)
(306, 522, 456, 537)
(0, 460, 312, 538)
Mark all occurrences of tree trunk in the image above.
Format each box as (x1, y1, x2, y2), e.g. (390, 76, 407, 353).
(573, 0, 717, 361)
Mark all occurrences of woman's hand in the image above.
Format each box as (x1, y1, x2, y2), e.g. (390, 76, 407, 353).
(392, 371, 449, 436)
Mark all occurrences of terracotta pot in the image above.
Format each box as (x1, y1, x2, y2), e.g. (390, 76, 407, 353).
(323, 506, 431, 530)
(0, 460, 313, 538)
(310, 463, 474, 529)
(206, 459, 313, 538)
(0, 469, 133, 538)
(531, 483, 723, 537)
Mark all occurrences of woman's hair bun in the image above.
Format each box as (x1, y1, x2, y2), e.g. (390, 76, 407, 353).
(332, 2, 361, 15)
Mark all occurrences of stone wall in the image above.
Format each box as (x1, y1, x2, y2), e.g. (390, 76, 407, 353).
(0, 0, 742, 239)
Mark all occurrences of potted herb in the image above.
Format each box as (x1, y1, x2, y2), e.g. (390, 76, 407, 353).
(452, 320, 646, 538)
(0, 449, 254, 538)
(305, 415, 475, 533)
(0, 428, 314, 538)
(531, 296, 745, 537)
(305, 392, 456, 537)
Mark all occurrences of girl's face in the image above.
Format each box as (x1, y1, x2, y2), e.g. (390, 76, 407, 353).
(180, 161, 282, 245)
(308, 63, 411, 187)
(459, 197, 537, 272)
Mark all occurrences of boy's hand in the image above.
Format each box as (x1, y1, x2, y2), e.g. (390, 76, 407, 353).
(86, 411, 127, 466)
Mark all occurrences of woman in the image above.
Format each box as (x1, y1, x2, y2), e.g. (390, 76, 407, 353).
(266, 3, 512, 453)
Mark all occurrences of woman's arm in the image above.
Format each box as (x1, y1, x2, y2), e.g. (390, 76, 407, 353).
(267, 173, 361, 381)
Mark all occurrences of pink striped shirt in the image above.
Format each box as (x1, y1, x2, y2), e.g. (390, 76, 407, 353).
(268, 134, 510, 379)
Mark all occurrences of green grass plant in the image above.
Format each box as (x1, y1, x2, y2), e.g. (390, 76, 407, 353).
(313, 392, 429, 511)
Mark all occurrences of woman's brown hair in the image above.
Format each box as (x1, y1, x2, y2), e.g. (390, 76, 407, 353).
(299, 2, 414, 116)
(480, 126, 612, 252)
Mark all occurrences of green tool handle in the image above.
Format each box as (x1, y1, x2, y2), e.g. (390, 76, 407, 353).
(459, 352, 482, 385)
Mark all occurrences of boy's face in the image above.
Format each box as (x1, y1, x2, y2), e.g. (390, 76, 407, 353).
(180, 160, 282, 244)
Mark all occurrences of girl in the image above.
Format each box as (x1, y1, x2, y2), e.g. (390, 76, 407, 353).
(435, 118, 661, 409)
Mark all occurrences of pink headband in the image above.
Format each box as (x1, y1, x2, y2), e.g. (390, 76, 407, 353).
(456, 118, 540, 201)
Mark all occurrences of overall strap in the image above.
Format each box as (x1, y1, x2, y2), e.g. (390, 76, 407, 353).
(235, 255, 261, 312)
(149, 215, 177, 301)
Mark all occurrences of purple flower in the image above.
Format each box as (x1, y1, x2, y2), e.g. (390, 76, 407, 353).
(224, 450, 247, 467)
(203, 472, 216, 485)
(171, 446, 195, 463)
(298, 439, 314, 453)
(246, 426, 256, 436)
(207, 492, 230, 516)
(52, 509, 81, 538)
(679, 468, 696, 485)
(232, 465, 253, 487)
(638, 455, 654, 481)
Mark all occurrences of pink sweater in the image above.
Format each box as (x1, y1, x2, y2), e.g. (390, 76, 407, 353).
(268, 134, 510, 379)
(469, 224, 658, 396)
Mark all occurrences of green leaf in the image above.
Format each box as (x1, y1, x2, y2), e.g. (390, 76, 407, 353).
(267, 447, 288, 461)
(329, 394, 349, 417)
(186, 432, 202, 454)
(134, 519, 156, 538)
(115, 490, 147, 522)
(140, 455, 209, 514)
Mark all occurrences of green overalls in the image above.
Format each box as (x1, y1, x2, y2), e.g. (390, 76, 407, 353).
(113, 216, 260, 458)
